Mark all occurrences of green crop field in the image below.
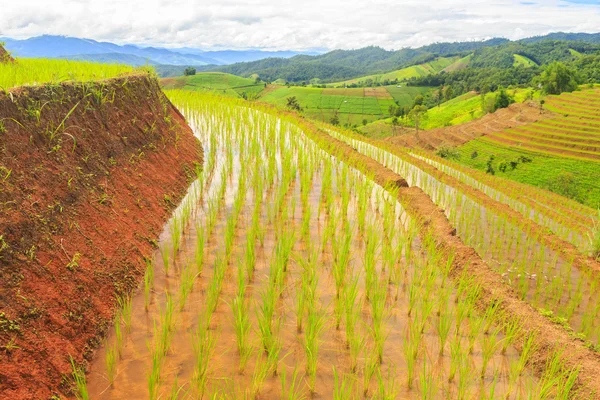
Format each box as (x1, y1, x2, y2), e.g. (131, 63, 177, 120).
(456, 139, 600, 208)
(0, 58, 139, 89)
(160, 72, 265, 98)
(258, 85, 424, 125)
(513, 54, 537, 68)
(384, 85, 432, 106)
(327, 56, 460, 87)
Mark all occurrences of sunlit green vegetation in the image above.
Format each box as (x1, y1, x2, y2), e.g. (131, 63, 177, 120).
(0, 58, 140, 89)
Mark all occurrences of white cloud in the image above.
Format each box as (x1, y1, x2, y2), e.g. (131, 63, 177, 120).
(0, 0, 599, 50)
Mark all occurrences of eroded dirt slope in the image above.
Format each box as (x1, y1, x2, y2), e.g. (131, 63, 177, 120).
(385, 101, 550, 150)
(0, 75, 201, 399)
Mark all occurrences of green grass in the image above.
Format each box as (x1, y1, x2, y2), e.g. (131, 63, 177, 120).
(328, 56, 460, 87)
(0, 58, 139, 89)
(160, 72, 265, 98)
(259, 86, 417, 126)
(456, 139, 600, 208)
(513, 54, 537, 68)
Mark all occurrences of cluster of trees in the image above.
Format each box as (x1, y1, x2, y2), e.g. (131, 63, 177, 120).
(184, 67, 196, 76)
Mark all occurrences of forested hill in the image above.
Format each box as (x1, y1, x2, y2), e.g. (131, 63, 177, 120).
(201, 39, 506, 82)
(521, 32, 600, 44)
(200, 34, 600, 83)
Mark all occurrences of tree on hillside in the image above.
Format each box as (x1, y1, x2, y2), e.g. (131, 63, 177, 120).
(536, 61, 580, 95)
(184, 67, 196, 76)
(330, 114, 340, 126)
(493, 87, 515, 111)
(391, 117, 400, 135)
(442, 85, 454, 102)
(409, 105, 428, 135)
(413, 95, 424, 107)
(286, 96, 302, 112)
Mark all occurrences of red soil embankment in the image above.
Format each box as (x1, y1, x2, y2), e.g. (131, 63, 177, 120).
(0, 75, 202, 399)
(0, 45, 13, 63)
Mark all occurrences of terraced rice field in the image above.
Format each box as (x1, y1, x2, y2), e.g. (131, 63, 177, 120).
(83, 91, 598, 399)
(483, 88, 600, 162)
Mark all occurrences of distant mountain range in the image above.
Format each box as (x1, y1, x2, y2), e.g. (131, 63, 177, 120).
(0, 35, 319, 67)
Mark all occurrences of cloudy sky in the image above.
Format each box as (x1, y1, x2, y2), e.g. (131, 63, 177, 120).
(1, 0, 599, 51)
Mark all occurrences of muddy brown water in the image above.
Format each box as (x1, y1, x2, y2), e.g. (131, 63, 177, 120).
(87, 107, 538, 399)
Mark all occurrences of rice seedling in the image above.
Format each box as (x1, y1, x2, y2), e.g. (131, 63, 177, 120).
(105, 344, 118, 386)
(403, 324, 421, 389)
(419, 355, 437, 400)
(117, 295, 133, 333)
(195, 223, 206, 274)
(192, 316, 216, 398)
(456, 355, 472, 400)
(161, 244, 170, 275)
(376, 364, 398, 400)
(231, 262, 252, 373)
(113, 311, 123, 355)
(333, 366, 356, 400)
(69, 356, 89, 400)
(304, 305, 326, 394)
(480, 326, 501, 378)
(281, 365, 306, 400)
(178, 263, 196, 311)
(251, 352, 270, 399)
(144, 258, 154, 311)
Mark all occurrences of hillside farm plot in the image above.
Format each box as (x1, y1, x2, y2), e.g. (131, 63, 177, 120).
(260, 86, 396, 125)
(364, 86, 393, 99)
(160, 72, 265, 98)
(79, 91, 587, 400)
(513, 54, 537, 68)
(383, 85, 432, 108)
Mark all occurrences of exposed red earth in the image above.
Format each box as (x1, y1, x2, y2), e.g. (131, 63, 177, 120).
(0, 75, 201, 399)
(385, 101, 549, 150)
